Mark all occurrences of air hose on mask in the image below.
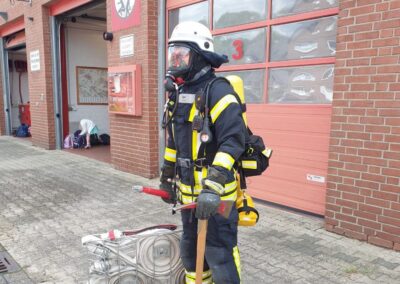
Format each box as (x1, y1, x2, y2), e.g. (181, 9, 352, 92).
(162, 74, 180, 129)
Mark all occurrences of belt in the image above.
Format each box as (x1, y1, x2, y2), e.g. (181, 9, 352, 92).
(177, 157, 210, 171)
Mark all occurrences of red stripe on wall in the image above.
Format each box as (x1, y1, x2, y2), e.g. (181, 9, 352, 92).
(49, 0, 93, 16)
(0, 17, 24, 37)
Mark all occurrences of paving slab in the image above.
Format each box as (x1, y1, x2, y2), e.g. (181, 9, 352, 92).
(0, 136, 399, 283)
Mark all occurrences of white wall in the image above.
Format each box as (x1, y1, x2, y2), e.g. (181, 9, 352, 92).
(66, 21, 108, 135)
(8, 52, 29, 129)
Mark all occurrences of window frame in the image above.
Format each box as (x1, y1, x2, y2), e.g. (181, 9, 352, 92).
(166, 0, 339, 104)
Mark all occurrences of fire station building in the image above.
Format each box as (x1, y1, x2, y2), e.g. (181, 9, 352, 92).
(0, 0, 399, 250)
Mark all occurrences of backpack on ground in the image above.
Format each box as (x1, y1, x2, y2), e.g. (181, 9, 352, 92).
(63, 134, 74, 149)
(99, 133, 110, 145)
(90, 134, 102, 146)
(73, 130, 86, 149)
(16, 124, 30, 137)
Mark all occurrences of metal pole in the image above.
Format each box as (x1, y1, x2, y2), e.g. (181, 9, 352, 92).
(0, 39, 11, 135)
(158, 0, 166, 169)
(50, 16, 63, 149)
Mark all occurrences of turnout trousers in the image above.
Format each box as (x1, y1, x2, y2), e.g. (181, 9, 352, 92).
(180, 205, 241, 284)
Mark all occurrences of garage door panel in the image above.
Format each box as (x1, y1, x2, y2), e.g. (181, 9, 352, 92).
(260, 163, 327, 185)
(244, 105, 331, 215)
(274, 146, 329, 163)
(276, 155, 328, 169)
(248, 104, 332, 115)
(249, 114, 331, 134)
(260, 131, 330, 152)
(248, 176, 326, 215)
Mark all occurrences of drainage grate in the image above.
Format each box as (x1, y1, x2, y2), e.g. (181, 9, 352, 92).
(0, 251, 20, 273)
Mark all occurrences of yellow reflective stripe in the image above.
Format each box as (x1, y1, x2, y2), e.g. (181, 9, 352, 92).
(194, 169, 207, 187)
(178, 179, 237, 204)
(263, 147, 272, 158)
(185, 270, 212, 284)
(210, 94, 238, 123)
(188, 103, 197, 122)
(233, 246, 241, 280)
(164, 147, 176, 162)
(192, 130, 201, 161)
(212, 152, 235, 171)
(242, 160, 257, 169)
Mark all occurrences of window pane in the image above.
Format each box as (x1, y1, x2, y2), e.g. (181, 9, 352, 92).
(218, 69, 265, 104)
(214, 28, 266, 66)
(268, 65, 334, 104)
(168, 2, 209, 37)
(213, 0, 267, 29)
(270, 16, 337, 61)
(272, 0, 338, 18)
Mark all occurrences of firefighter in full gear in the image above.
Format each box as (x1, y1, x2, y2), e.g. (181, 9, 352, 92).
(159, 21, 246, 284)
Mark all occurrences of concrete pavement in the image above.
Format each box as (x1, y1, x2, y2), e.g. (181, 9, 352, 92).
(0, 136, 399, 283)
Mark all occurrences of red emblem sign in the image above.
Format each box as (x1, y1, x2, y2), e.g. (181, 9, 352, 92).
(111, 0, 141, 31)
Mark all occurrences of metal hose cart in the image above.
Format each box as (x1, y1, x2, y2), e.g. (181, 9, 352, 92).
(82, 225, 185, 284)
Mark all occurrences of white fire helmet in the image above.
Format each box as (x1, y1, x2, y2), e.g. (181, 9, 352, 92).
(169, 21, 214, 52)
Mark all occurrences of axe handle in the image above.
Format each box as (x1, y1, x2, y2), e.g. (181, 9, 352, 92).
(195, 219, 208, 284)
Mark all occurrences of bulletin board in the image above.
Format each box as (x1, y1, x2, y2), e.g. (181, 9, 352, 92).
(76, 66, 108, 105)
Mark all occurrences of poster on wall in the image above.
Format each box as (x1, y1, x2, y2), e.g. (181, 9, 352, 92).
(30, 50, 40, 71)
(111, 0, 141, 31)
(76, 66, 108, 105)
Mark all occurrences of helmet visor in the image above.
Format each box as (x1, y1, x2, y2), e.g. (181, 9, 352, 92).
(167, 45, 192, 73)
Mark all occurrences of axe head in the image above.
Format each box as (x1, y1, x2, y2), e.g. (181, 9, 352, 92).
(217, 200, 235, 219)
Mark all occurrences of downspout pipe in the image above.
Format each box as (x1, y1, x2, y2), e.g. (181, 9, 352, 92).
(158, 0, 166, 169)
(50, 16, 63, 149)
(0, 39, 11, 135)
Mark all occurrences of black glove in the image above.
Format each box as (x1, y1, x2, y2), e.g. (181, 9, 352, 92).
(159, 164, 176, 204)
(201, 166, 227, 195)
(196, 189, 221, 220)
(159, 181, 176, 204)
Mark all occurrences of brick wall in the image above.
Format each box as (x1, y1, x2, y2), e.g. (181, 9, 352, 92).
(0, 1, 56, 149)
(326, 0, 400, 250)
(107, 0, 160, 178)
(25, 5, 56, 149)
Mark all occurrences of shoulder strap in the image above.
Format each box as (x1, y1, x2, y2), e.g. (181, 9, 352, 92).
(204, 77, 246, 113)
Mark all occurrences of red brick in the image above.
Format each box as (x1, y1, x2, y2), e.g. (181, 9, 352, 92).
(383, 209, 400, 220)
(359, 203, 382, 215)
(374, 19, 400, 30)
(371, 74, 397, 82)
(358, 218, 382, 230)
(371, 56, 399, 65)
(345, 230, 368, 241)
(366, 197, 390, 208)
(341, 221, 363, 233)
(349, 23, 373, 33)
(368, 236, 393, 249)
(350, 5, 375, 16)
(364, 141, 389, 150)
(355, 13, 381, 24)
(377, 231, 400, 245)
(353, 66, 376, 75)
(373, 191, 398, 202)
(336, 198, 358, 209)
